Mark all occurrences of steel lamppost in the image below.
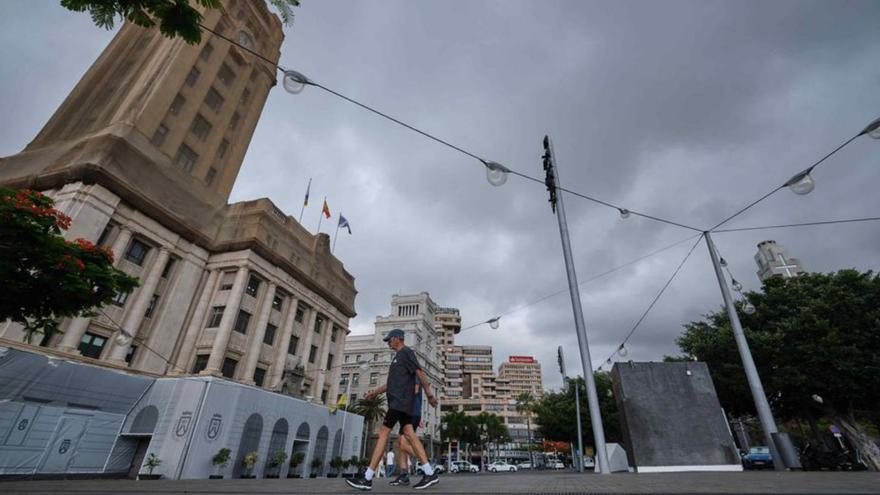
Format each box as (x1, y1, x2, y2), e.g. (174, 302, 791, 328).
(541, 136, 610, 474)
(558, 346, 585, 472)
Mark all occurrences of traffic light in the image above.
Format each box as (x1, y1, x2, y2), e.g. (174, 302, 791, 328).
(543, 135, 558, 213)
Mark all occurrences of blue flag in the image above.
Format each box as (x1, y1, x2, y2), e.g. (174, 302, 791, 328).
(338, 215, 351, 234)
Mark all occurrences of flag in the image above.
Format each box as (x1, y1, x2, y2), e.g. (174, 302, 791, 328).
(322, 199, 331, 218)
(303, 178, 311, 207)
(338, 215, 351, 234)
(336, 393, 347, 410)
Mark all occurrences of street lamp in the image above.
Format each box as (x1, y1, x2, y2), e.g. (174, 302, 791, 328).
(483, 161, 510, 187)
(282, 70, 312, 94)
(339, 360, 371, 461)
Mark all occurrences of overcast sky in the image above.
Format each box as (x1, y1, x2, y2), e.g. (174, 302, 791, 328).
(2, 1, 879, 391)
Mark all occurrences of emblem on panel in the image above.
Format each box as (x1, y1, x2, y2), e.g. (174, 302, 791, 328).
(206, 414, 223, 441)
(175, 411, 193, 437)
(58, 439, 71, 454)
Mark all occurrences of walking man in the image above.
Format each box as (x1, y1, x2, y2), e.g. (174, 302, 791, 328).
(385, 449, 395, 478)
(346, 329, 439, 491)
(390, 378, 424, 486)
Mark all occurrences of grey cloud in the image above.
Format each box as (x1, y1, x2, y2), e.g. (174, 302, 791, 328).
(2, 0, 879, 391)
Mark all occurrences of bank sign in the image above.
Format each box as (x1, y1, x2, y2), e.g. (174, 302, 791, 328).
(509, 356, 535, 363)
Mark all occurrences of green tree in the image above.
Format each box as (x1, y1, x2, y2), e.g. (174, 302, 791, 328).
(672, 270, 880, 470)
(0, 188, 138, 343)
(61, 0, 300, 45)
(533, 374, 621, 449)
(515, 392, 536, 466)
(352, 395, 386, 456)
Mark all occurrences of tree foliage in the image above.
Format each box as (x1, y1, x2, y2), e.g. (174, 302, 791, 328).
(533, 374, 621, 446)
(61, 0, 300, 45)
(671, 270, 880, 469)
(0, 188, 138, 342)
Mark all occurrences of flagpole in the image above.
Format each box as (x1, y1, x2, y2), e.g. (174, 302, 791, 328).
(299, 178, 311, 223)
(332, 217, 341, 253)
(317, 196, 325, 233)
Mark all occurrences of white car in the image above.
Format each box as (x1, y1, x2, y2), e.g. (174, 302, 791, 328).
(549, 461, 565, 470)
(516, 462, 533, 470)
(583, 456, 595, 469)
(487, 461, 517, 472)
(450, 461, 479, 473)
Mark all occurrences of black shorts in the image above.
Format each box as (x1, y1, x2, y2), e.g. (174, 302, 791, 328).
(382, 409, 415, 433)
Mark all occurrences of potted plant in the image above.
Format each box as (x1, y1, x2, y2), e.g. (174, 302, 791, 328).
(210, 448, 231, 479)
(310, 457, 323, 478)
(266, 451, 288, 478)
(287, 452, 305, 478)
(140, 453, 162, 480)
(327, 456, 343, 478)
(241, 451, 259, 478)
(345, 455, 359, 478)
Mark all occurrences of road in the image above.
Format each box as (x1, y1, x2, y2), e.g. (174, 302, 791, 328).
(1, 470, 879, 494)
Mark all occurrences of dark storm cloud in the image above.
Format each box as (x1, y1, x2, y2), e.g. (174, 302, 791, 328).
(2, 0, 879, 390)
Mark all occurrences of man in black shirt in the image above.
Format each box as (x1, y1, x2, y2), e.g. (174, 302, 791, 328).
(346, 329, 439, 491)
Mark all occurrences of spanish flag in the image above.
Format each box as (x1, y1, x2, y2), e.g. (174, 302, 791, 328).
(322, 199, 331, 219)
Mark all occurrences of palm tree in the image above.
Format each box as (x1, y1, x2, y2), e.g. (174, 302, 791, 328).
(441, 411, 468, 466)
(353, 395, 386, 457)
(516, 392, 536, 467)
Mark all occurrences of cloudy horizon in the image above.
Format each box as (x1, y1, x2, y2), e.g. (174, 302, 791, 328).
(2, 0, 879, 391)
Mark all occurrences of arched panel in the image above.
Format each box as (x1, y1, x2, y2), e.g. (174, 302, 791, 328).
(266, 418, 289, 461)
(233, 413, 264, 478)
(313, 426, 329, 476)
(331, 429, 343, 459)
(130, 405, 158, 434)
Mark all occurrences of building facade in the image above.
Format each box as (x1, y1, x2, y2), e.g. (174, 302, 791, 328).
(755, 240, 805, 281)
(341, 293, 444, 456)
(0, 0, 356, 408)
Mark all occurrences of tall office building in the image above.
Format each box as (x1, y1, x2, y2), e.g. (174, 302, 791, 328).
(498, 356, 544, 399)
(0, 0, 356, 407)
(755, 240, 805, 281)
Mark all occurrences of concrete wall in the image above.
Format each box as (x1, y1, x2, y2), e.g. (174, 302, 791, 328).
(611, 361, 741, 472)
(0, 345, 363, 479)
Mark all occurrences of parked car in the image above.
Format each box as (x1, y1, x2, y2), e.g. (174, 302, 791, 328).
(549, 460, 565, 470)
(742, 446, 774, 470)
(487, 461, 517, 472)
(583, 456, 595, 469)
(450, 461, 479, 473)
(516, 461, 533, 470)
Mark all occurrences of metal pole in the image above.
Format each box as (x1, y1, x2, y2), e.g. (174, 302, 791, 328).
(340, 375, 352, 459)
(704, 231, 783, 470)
(545, 136, 610, 474)
(574, 380, 584, 473)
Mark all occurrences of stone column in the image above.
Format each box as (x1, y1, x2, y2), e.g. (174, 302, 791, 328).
(171, 269, 219, 373)
(109, 227, 133, 265)
(239, 282, 276, 385)
(298, 307, 319, 396)
(202, 266, 249, 376)
(327, 330, 345, 405)
(268, 295, 299, 389)
(313, 318, 333, 405)
(57, 226, 134, 352)
(107, 247, 171, 364)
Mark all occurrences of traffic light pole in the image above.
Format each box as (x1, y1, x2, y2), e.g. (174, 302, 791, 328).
(544, 136, 610, 474)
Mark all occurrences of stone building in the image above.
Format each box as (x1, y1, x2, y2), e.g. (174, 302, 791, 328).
(755, 240, 805, 281)
(341, 293, 444, 456)
(498, 356, 544, 399)
(0, 0, 356, 408)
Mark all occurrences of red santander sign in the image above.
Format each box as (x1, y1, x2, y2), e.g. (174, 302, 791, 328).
(509, 356, 535, 364)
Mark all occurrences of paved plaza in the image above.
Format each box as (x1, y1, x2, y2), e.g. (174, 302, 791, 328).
(2, 471, 879, 495)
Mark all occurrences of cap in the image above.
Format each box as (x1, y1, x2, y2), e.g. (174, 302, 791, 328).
(383, 329, 405, 342)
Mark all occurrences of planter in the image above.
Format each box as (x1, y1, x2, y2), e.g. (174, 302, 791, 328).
(327, 473, 338, 478)
(209, 475, 224, 479)
(287, 473, 302, 478)
(342, 473, 354, 478)
(265, 474, 279, 478)
(309, 474, 317, 478)
(239, 475, 256, 479)
(138, 474, 162, 480)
